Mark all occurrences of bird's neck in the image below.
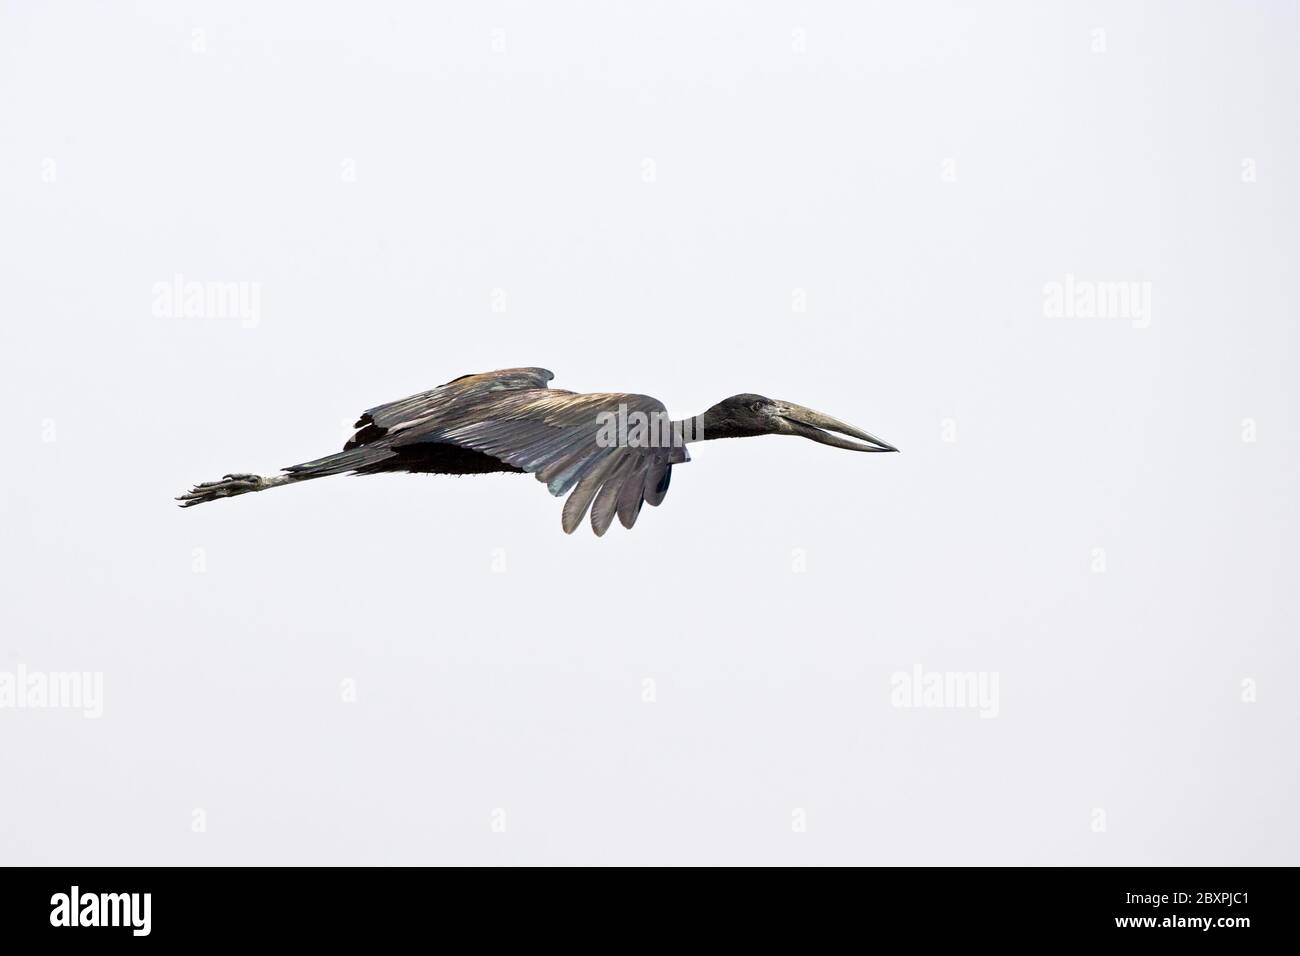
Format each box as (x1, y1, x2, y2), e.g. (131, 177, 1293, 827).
(678, 403, 758, 443)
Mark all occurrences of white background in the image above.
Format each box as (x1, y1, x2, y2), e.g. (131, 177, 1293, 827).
(2, 1, 1296, 865)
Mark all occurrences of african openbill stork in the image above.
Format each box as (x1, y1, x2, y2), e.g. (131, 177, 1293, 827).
(177, 367, 897, 535)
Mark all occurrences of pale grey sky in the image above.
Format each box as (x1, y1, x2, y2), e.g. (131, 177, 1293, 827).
(1, 0, 1296, 864)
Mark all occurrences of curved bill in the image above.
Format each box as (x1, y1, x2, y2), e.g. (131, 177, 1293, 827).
(776, 402, 899, 453)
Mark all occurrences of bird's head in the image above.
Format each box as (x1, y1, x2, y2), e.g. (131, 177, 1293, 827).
(700, 394, 898, 452)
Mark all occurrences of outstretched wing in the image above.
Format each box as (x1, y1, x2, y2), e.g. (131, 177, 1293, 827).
(345, 367, 556, 449)
(404, 390, 686, 535)
(288, 368, 685, 535)
(286, 367, 556, 477)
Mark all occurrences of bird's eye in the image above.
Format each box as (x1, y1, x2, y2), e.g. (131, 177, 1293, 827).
(749, 401, 764, 413)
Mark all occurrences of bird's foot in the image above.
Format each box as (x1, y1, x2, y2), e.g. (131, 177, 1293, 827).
(176, 473, 267, 507)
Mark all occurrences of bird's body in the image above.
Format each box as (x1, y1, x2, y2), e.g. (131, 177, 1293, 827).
(178, 367, 896, 535)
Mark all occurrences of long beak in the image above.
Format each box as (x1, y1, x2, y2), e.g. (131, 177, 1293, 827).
(776, 402, 899, 453)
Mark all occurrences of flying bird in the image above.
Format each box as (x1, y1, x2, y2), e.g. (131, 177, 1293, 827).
(178, 367, 897, 535)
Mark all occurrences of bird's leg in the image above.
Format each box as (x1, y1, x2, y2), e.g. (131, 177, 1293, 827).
(176, 472, 292, 507)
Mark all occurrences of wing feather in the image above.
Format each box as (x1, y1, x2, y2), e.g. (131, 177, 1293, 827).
(349, 368, 555, 445)
(590, 456, 635, 536)
(338, 369, 684, 534)
(562, 454, 623, 534)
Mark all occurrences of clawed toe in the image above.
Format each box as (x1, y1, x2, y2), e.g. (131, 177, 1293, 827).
(175, 473, 265, 507)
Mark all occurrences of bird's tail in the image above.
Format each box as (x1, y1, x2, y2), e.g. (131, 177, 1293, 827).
(177, 447, 394, 508)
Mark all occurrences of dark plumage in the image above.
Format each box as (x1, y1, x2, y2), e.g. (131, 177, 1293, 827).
(177, 367, 897, 535)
